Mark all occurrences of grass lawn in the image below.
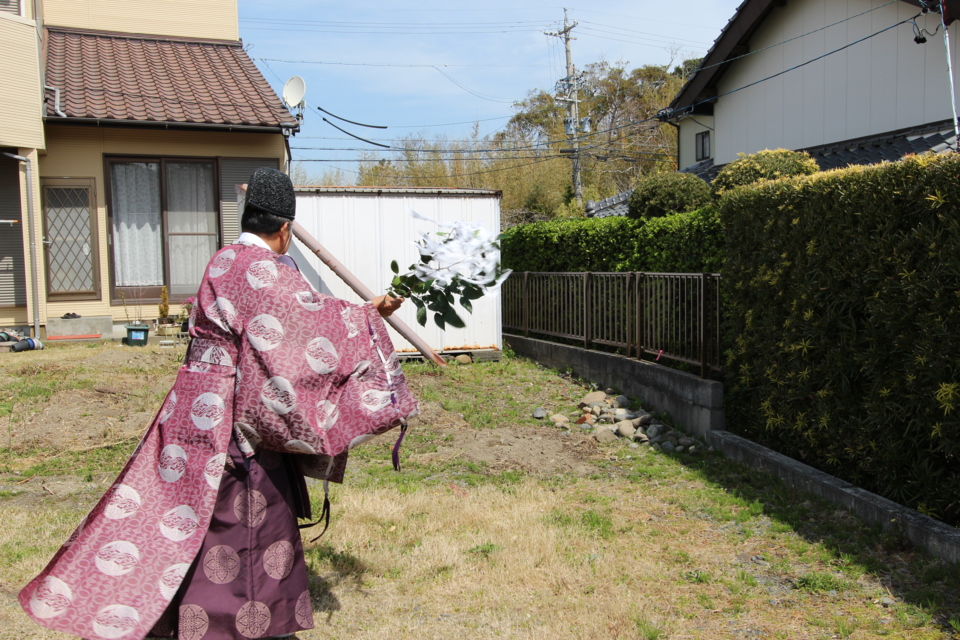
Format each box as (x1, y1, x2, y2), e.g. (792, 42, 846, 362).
(0, 342, 957, 639)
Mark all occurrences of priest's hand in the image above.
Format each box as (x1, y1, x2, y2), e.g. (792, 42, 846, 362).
(372, 294, 404, 318)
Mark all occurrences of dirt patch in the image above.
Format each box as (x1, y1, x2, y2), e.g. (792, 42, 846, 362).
(0, 344, 179, 450)
(407, 401, 600, 477)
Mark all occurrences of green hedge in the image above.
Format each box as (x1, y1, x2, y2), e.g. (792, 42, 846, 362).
(721, 153, 960, 526)
(712, 148, 820, 197)
(627, 171, 712, 220)
(500, 205, 723, 274)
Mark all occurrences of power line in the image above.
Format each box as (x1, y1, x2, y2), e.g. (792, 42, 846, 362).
(686, 0, 902, 78)
(578, 29, 708, 52)
(285, 13, 918, 173)
(293, 154, 564, 180)
(241, 26, 544, 35)
(240, 17, 548, 27)
(578, 21, 714, 46)
(578, 23, 713, 47)
(571, 13, 921, 144)
(257, 57, 542, 68)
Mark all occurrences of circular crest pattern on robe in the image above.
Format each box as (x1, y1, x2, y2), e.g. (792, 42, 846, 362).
(18, 241, 419, 639)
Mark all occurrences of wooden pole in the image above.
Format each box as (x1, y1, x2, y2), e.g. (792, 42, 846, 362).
(291, 221, 447, 367)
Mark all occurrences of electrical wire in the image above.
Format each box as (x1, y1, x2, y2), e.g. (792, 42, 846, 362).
(577, 28, 709, 52)
(257, 57, 541, 68)
(430, 66, 516, 103)
(577, 23, 712, 47)
(287, 13, 919, 171)
(316, 106, 387, 129)
(939, 0, 960, 147)
(240, 25, 544, 35)
(293, 154, 563, 180)
(240, 18, 548, 27)
(580, 13, 922, 144)
(322, 118, 391, 148)
(686, 0, 902, 78)
(578, 21, 714, 46)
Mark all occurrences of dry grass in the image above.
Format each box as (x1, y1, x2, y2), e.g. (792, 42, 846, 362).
(0, 343, 958, 639)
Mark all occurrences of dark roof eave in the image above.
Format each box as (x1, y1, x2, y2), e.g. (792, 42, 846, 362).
(44, 116, 300, 134)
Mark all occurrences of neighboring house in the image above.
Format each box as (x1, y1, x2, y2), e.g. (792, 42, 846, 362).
(0, 0, 298, 338)
(590, 0, 959, 217)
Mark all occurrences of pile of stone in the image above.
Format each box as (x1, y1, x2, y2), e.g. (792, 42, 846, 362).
(533, 390, 706, 454)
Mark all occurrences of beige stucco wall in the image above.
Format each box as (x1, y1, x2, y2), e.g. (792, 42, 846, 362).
(677, 115, 714, 170)
(27, 125, 286, 325)
(0, 14, 45, 151)
(713, 0, 960, 165)
(43, 0, 238, 41)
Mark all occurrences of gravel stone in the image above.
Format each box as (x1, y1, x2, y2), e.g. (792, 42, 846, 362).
(593, 427, 619, 444)
(578, 391, 607, 407)
(616, 421, 636, 438)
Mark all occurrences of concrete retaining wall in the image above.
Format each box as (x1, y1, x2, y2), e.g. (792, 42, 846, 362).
(504, 334, 724, 436)
(506, 333, 960, 565)
(707, 431, 960, 564)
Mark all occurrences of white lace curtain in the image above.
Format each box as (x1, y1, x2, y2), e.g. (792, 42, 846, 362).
(166, 163, 216, 296)
(111, 161, 217, 296)
(111, 163, 163, 287)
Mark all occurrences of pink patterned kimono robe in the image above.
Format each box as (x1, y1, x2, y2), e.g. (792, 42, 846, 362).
(19, 240, 419, 640)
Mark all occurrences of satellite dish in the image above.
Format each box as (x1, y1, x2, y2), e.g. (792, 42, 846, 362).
(282, 76, 306, 108)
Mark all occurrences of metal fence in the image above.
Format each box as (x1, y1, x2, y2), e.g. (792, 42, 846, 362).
(502, 271, 723, 377)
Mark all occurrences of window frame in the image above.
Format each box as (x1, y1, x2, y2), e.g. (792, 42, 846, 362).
(41, 177, 101, 302)
(0, 0, 23, 17)
(695, 131, 711, 162)
(104, 155, 221, 306)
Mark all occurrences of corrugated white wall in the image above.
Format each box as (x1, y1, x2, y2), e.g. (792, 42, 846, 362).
(713, 0, 960, 165)
(292, 192, 503, 354)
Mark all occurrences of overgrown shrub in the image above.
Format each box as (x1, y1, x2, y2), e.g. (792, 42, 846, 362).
(500, 205, 722, 273)
(712, 148, 819, 197)
(721, 153, 960, 526)
(627, 171, 712, 219)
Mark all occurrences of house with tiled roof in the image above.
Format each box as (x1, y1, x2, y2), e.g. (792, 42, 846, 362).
(0, 0, 298, 338)
(590, 0, 959, 217)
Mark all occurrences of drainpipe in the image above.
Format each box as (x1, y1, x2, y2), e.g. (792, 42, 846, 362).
(666, 121, 681, 170)
(44, 85, 67, 118)
(2, 153, 41, 339)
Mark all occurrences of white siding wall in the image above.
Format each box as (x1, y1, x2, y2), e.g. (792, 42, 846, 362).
(678, 115, 714, 169)
(292, 192, 503, 354)
(714, 0, 960, 165)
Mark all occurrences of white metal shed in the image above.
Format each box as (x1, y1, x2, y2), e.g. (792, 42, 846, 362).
(291, 186, 504, 358)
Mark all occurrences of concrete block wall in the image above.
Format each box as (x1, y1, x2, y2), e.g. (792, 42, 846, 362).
(504, 333, 960, 565)
(504, 334, 723, 437)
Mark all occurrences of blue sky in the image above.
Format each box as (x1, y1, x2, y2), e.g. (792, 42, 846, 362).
(237, 1, 743, 179)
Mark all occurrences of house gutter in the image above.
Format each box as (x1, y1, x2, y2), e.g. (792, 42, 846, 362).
(43, 117, 294, 134)
(2, 153, 41, 339)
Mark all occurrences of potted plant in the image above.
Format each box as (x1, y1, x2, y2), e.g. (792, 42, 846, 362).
(121, 286, 150, 346)
(178, 296, 196, 334)
(156, 287, 180, 336)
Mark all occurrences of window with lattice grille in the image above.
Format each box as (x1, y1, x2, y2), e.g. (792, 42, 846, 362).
(42, 180, 100, 300)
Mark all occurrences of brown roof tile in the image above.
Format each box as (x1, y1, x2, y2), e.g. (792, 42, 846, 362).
(45, 28, 298, 129)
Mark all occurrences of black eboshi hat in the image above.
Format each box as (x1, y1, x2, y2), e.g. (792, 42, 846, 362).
(244, 167, 296, 220)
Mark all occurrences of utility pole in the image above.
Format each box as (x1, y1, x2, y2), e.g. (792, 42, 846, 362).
(546, 8, 583, 205)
